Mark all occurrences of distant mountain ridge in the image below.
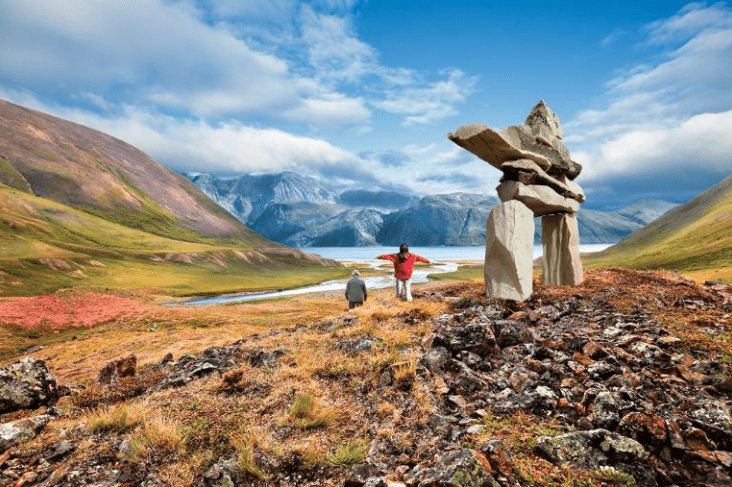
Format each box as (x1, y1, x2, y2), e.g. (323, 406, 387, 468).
(186, 172, 678, 247)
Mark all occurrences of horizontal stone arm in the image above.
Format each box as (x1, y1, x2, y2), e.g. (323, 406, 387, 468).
(448, 124, 553, 172)
(500, 159, 585, 203)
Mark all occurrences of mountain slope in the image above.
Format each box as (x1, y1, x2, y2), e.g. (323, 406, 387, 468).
(0, 100, 345, 296)
(615, 200, 678, 225)
(588, 172, 732, 277)
(187, 172, 339, 225)
(377, 193, 497, 246)
(0, 99, 267, 245)
(337, 189, 419, 210)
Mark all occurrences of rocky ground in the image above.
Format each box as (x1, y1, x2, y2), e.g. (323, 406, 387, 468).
(2, 268, 732, 487)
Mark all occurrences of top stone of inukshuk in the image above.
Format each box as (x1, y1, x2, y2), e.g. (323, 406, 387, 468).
(448, 100, 585, 214)
(448, 101, 584, 299)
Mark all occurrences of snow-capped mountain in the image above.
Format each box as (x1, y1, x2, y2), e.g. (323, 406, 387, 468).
(185, 172, 677, 247)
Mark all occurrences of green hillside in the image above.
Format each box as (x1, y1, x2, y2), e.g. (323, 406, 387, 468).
(0, 183, 346, 296)
(0, 99, 272, 244)
(586, 172, 732, 282)
(0, 100, 346, 296)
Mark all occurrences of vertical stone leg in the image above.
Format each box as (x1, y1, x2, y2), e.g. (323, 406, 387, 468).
(541, 213, 583, 285)
(485, 200, 535, 301)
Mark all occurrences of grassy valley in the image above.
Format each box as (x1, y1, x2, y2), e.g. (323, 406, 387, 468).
(0, 183, 346, 296)
(586, 172, 732, 283)
(0, 100, 347, 297)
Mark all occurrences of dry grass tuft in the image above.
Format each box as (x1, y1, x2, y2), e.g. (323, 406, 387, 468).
(285, 392, 340, 430)
(88, 404, 144, 434)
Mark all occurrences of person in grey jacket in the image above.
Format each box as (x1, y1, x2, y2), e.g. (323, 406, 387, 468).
(345, 270, 367, 309)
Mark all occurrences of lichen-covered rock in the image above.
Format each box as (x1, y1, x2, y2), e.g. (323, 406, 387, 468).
(617, 412, 667, 451)
(198, 457, 242, 487)
(593, 391, 621, 430)
(152, 345, 282, 391)
(0, 414, 52, 453)
(535, 429, 656, 486)
(413, 448, 499, 487)
(480, 439, 520, 486)
(0, 357, 58, 414)
(493, 320, 534, 348)
(687, 399, 732, 449)
(339, 337, 384, 356)
(420, 347, 450, 375)
(442, 323, 500, 357)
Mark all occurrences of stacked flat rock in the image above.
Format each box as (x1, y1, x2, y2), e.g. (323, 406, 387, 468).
(449, 101, 584, 300)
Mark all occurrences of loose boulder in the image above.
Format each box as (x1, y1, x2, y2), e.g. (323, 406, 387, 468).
(0, 358, 58, 414)
(0, 414, 52, 454)
(535, 429, 656, 486)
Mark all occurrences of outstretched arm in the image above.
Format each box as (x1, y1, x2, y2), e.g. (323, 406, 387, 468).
(415, 255, 430, 264)
(377, 254, 396, 262)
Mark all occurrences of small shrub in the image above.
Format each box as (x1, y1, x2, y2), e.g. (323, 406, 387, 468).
(286, 393, 338, 429)
(89, 407, 142, 434)
(326, 439, 369, 467)
(594, 467, 637, 486)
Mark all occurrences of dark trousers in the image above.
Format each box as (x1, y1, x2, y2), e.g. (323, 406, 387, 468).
(349, 301, 363, 309)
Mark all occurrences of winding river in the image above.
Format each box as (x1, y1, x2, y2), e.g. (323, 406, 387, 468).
(180, 244, 611, 306)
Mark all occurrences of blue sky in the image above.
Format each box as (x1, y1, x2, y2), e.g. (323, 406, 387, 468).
(1, 1, 731, 210)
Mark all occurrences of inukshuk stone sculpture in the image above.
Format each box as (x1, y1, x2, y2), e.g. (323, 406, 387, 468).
(448, 101, 584, 301)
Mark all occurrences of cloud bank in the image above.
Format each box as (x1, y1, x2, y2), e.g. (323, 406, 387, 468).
(568, 2, 732, 206)
(0, 0, 480, 193)
(0, 1, 730, 206)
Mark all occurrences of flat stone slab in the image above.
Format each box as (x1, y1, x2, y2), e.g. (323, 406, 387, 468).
(501, 159, 585, 203)
(448, 123, 553, 172)
(497, 180, 579, 216)
(447, 101, 582, 180)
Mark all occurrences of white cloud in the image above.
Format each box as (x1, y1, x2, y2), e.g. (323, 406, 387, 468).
(0, 0, 478, 131)
(0, 88, 361, 176)
(372, 69, 478, 126)
(0, 0, 382, 128)
(208, 0, 296, 20)
(579, 110, 732, 181)
(567, 3, 732, 204)
(289, 4, 478, 126)
(375, 142, 498, 196)
(0, 0, 298, 112)
(601, 28, 629, 48)
(281, 92, 370, 127)
(0, 0, 483, 195)
(298, 5, 379, 85)
(644, 2, 732, 44)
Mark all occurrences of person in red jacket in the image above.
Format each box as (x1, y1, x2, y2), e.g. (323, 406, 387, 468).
(377, 244, 430, 301)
